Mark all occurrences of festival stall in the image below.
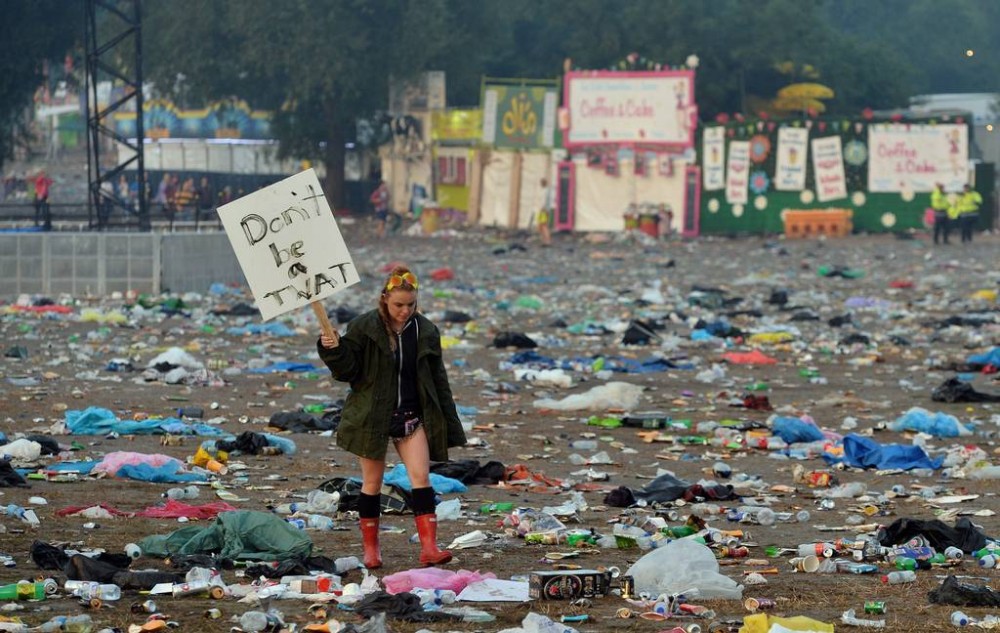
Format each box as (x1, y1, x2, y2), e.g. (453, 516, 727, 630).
(697, 112, 990, 235)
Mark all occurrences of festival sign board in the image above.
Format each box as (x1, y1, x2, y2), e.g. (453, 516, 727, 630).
(217, 169, 360, 322)
(868, 124, 968, 193)
(702, 126, 725, 191)
(481, 83, 558, 149)
(564, 70, 697, 149)
(811, 136, 847, 202)
(725, 140, 749, 205)
(775, 127, 809, 191)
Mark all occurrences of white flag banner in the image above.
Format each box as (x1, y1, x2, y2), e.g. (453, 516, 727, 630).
(725, 140, 749, 205)
(811, 136, 847, 202)
(775, 127, 809, 191)
(702, 126, 725, 191)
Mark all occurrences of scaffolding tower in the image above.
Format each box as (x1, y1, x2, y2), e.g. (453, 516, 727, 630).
(84, 0, 149, 231)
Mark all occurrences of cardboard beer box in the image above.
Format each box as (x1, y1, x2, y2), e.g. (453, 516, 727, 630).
(528, 569, 612, 600)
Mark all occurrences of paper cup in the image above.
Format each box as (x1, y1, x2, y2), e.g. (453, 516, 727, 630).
(791, 555, 820, 573)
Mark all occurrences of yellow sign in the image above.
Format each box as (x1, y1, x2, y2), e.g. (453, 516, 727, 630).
(432, 109, 482, 142)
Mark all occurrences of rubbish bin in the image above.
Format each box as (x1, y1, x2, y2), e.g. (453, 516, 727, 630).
(638, 213, 660, 238)
(421, 206, 440, 235)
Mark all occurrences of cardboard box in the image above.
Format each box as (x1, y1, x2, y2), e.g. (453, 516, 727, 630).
(528, 570, 612, 600)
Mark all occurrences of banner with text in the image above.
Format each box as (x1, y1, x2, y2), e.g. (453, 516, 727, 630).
(725, 140, 750, 205)
(481, 84, 557, 149)
(775, 127, 809, 191)
(702, 126, 725, 190)
(218, 169, 360, 321)
(867, 124, 968, 193)
(564, 70, 697, 148)
(811, 136, 847, 202)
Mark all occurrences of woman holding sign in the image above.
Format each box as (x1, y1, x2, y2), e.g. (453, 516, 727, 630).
(317, 266, 466, 568)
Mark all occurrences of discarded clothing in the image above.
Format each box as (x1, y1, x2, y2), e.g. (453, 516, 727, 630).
(0, 460, 28, 487)
(138, 510, 313, 561)
(928, 574, 1000, 607)
(430, 460, 505, 485)
(931, 378, 1000, 403)
(493, 331, 537, 349)
(268, 410, 340, 433)
(354, 591, 458, 622)
(878, 518, 991, 554)
(136, 500, 239, 520)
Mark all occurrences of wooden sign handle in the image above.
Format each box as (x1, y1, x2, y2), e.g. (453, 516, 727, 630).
(311, 302, 336, 340)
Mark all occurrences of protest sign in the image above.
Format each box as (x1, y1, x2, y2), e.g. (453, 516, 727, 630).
(217, 169, 359, 329)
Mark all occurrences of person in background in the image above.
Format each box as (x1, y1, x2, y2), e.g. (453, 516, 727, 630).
(537, 177, 553, 246)
(317, 266, 466, 569)
(197, 176, 215, 225)
(370, 180, 390, 239)
(33, 170, 53, 230)
(930, 182, 950, 245)
(957, 184, 982, 244)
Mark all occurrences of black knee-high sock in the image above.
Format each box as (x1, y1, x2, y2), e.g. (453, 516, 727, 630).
(358, 492, 381, 519)
(411, 486, 437, 516)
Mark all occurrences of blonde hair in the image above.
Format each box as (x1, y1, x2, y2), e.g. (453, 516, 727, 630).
(377, 265, 418, 351)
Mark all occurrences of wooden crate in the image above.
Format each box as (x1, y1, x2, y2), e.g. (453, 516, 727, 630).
(781, 208, 853, 238)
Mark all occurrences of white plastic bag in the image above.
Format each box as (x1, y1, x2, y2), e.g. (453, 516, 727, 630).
(625, 537, 743, 600)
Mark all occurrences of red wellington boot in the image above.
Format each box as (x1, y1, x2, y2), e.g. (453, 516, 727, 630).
(359, 518, 382, 569)
(414, 513, 452, 566)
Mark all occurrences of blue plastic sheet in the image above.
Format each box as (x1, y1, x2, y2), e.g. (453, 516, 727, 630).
(66, 407, 232, 437)
(380, 463, 467, 493)
(771, 416, 825, 443)
(968, 347, 1000, 367)
(890, 407, 971, 438)
(115, 461, 207, 483)
(826, 434, 943, 470)
(247, 362, 319, 374)
(225, 323, 296, 337)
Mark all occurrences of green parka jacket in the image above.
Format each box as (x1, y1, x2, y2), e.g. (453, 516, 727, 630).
(316, 309, 466, 461)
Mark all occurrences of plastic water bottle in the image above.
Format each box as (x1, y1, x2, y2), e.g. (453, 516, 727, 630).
(756, 508, 776, 526)
(125, 543, 142, 560)
(796, 510, 811, 523)
(163, 486, 199, 500)
(305, 490, 339, 513)
(305, 514, 335, 531)
(413, 588, 457, 606)
(239, 609, 283, 633)
(37, 615, 94, 633)
(570, 440, 597, 450)
(951, 611, 971, 626)
(881, 570, 916, 584)
(6, 504, 40, 527)
(334, 556, 362, 574)
(65, 580, 122, 601)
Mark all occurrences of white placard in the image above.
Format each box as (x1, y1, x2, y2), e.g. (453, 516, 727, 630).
(868, 124, 968, 193)
(702, 126, 725, 191)
(565, 71, 696, 147)
(775, 127, 809, 191)
(481, 89, 498, 144)
(725, 140, 750, 205)
(811, 136, 847, 202)
(217, 169, 360, 321)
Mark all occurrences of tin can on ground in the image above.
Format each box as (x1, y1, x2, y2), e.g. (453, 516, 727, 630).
(131, 600, 157, 614)
(864, 601, 887, 614)
(721, 546, 749, 558)
(204, 608, 223, 619)
(619, 575, 635, 599)
(528, 569, 612, 600)
(745, 597, 776, 612)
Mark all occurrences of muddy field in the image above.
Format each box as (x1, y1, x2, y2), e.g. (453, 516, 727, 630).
(1, 221, 998, 632)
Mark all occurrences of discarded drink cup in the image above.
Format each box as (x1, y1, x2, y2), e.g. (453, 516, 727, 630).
(791, 555, 820, 573)
(745, 597, 775, 612)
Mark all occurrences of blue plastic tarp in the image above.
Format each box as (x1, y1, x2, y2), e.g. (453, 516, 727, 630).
(826, 434, 943, 470)
(115, 461, 207, 483)
(890, 407, 971, 437)
(380, 463, 467, 494)
(225, 323, 297, 337)
(772, 416, 825, 443)
(968, 347, 1000, 367)
(66, 407, 232, 437)
(247, 362, 320, 374)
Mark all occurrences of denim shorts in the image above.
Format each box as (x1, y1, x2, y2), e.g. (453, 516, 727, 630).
(388, 409, 422, 441)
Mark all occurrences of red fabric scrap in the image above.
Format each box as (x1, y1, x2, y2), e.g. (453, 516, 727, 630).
(55, 503, 134, 518)
(722, 350, 778, 365)
(136, 499, 238, 520)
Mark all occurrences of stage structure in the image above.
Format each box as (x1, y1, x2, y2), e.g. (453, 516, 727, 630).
(85, 0, 149, 231)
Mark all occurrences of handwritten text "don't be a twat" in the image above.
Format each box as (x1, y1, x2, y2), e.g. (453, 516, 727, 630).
(240, 202, 353, 308)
